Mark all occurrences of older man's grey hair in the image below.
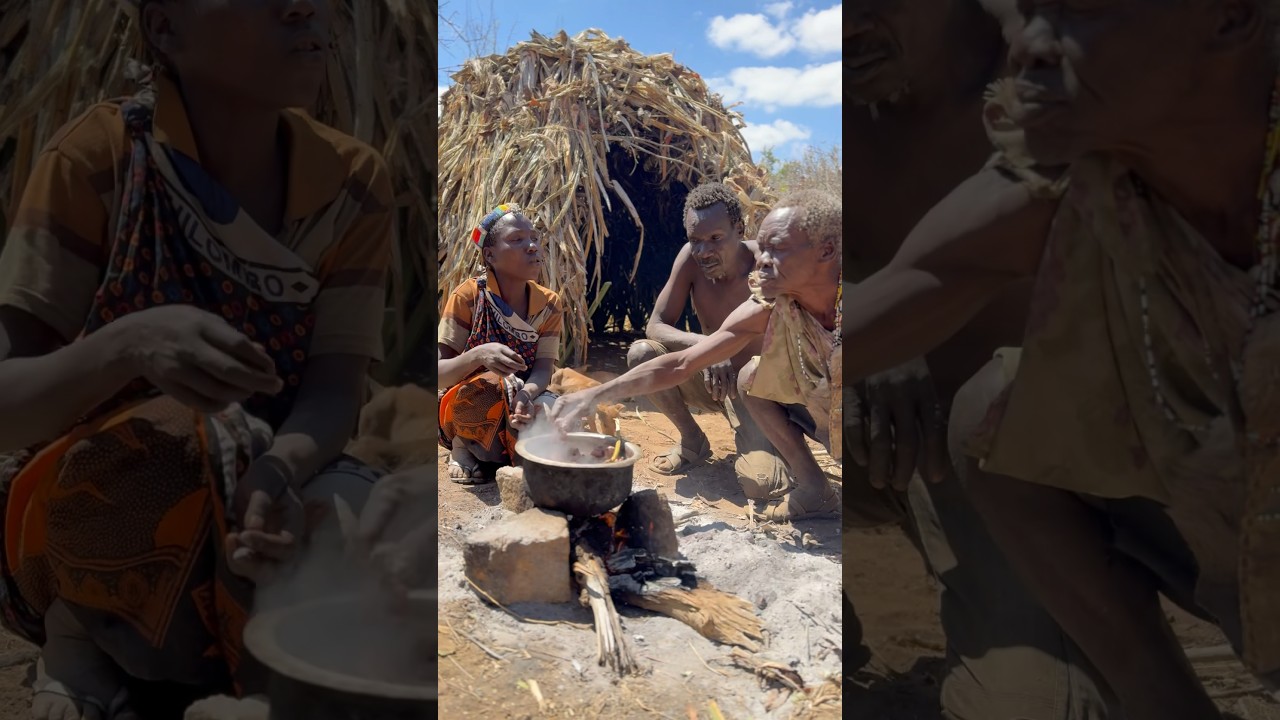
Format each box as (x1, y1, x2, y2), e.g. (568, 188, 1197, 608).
(776, 189, 841, 255)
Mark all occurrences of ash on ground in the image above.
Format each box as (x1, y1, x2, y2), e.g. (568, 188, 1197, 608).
(438, 504, 842, 718)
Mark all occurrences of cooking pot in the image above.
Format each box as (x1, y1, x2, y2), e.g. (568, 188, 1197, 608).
(514, 432, 640, 517)
(244, 590, 437, 719)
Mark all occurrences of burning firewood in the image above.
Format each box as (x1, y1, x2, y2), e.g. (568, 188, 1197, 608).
(598, 490, 766, 652)
(573, 542, 640, 675)
(616, 583, 765, 653)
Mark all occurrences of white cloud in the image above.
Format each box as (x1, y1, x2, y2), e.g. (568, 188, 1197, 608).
(707, 13, 795, 58)
(708, 61, 841, 111)
(438, 85, 448, 117)
(707, 3, 840, 59)
(764, 1, 793, 19)
(739, 119, 811, 154)
(787, 142, 813, 160)
(792, 5, 842, 55)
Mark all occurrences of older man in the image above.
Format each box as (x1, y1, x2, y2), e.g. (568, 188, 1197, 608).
(627, 182, 791, 503)
(550, 190, 841, 521)
(846, 1, 1110, 718)
(844, 0, 1280, 717)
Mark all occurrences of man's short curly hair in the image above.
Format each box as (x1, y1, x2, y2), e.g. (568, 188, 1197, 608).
(776, 189, 841, 252)
(683, 182, 745, 233)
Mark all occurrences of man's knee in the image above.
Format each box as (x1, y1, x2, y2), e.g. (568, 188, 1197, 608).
(736, 357, 759, 396)
(627, 340, 662, 369)
(735, 450, 788, 499)
(947, 355, 1013, 469)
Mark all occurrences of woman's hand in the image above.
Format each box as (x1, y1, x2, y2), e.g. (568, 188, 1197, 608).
(509, 389, 540, 429)
(470, 343, 527, 376)
(226, 457, 306, 582)
(114, 305, 283, 413)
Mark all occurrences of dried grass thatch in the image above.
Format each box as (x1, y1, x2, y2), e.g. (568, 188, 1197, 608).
(0, 0, 436, 384)
(438, 29, 775, 366)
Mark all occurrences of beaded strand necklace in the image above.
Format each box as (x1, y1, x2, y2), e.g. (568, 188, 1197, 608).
(1139, 77, 1280, 434)
(795, 271, 841, 387)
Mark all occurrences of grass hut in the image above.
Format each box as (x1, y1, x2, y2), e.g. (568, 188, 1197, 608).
(0, 0, 437, 384)
(438, 29, 775, 367)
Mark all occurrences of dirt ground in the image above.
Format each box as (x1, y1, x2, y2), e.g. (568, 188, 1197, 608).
(436, 334, 843, 719)
(0, 630, 35, 719)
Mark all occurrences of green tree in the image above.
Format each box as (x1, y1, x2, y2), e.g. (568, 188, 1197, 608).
(759, 144, 841, 197)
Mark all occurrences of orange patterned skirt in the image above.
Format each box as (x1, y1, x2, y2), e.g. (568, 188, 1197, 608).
(0, 395, 268, 693)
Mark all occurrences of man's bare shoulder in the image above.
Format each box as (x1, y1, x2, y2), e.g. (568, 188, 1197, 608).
(669, 242, 694, 268)
(723, 297, 771, 335)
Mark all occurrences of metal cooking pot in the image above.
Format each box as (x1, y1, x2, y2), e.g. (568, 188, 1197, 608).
(515, 432, 640, 517)
(245, 590, 437, 719)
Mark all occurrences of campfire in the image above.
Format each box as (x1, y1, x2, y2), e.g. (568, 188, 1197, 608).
(463, 433, 766, 676)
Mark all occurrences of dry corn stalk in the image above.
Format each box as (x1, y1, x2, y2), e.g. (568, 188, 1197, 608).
(0, 0, 436, 383)
(438, 29, 775, 365)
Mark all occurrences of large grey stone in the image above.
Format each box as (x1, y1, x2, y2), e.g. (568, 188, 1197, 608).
(495, 465, 534, 513)
(464, 508, 572, 604)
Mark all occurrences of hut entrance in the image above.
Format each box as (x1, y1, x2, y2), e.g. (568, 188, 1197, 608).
(586, 146, 699, 336)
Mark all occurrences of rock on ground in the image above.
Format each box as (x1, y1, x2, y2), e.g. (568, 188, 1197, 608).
(495, 466, 534, 513)
(464, 507, 573, 604)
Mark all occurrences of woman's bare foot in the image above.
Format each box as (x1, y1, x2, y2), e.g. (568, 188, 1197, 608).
(32, 600, 135, 720)
(448, 440, 485, 484)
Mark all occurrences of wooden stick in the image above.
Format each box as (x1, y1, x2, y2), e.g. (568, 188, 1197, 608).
(465, 576, 592, 629)
(443, 615, 506, 662)
(686, 640, 728, 678)
(573, 541, 640, 675)
(620, 584, 765, 652)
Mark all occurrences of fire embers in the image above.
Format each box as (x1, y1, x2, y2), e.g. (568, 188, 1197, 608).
(573, 499, 697, 596)
(604, 547, 697, 594)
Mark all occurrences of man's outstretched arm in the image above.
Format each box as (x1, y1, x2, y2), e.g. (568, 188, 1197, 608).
(550, 300, 770, 431)
(844, 167, 1057, 381)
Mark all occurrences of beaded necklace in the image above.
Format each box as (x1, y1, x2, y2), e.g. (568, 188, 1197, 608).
(795, 271, 841, 387)
(1139, 77, 1280, 434)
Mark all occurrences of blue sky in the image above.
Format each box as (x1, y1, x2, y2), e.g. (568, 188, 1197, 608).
(437, 1, 841, 162)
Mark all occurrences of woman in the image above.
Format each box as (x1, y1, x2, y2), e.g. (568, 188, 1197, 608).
(438, 204, 563, 483)
(0, 1, 393, 717)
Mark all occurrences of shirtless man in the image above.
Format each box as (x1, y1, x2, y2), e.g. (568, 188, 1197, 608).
(845, 0, 1280, 717)
(628, 182, 789, 502)
(846, 1, 1109, 717)
(552, 191, 841, 520)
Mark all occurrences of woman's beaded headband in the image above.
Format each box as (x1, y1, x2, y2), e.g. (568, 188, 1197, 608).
(470, 203, 521, 248)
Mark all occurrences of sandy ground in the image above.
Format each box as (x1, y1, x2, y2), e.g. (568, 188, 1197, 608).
(0, 630, 35, 719)
(849, 524, 1280, 719)
(436, 335, 844, 719)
